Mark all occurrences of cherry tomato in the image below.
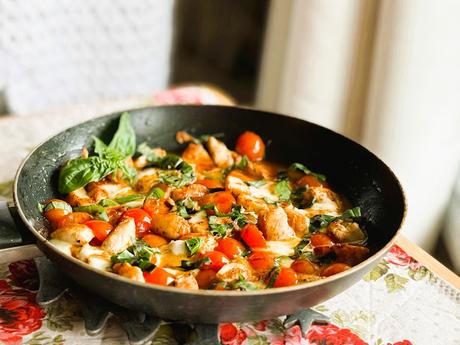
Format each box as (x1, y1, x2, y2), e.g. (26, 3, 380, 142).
(240, 224, 266, 249)
(272, 267, 298, 288)
(143, 267, 173, 286)
(291, 259, 317, 274)
(220, 324, 238, 342)
(142, 234, 168, 248)
(235, 131, 265, 161)
(195, 269, 217, 289)
(58, 212, 92, 228)
(248, 251, 274, 272)
(296, 175, 327, 188)
(143, 198, 170, 217)
(44, 209, 68, 227)
(85, 220, 113, 242)
(321, 263, 350, 277)
(199, 251, 229, 272)
(196, 179, 224, 190)
(121, 208, 152, 237)
(215, 238, 245, 259)
(200, 191, 235, 214)
(310, 233, 334, 247)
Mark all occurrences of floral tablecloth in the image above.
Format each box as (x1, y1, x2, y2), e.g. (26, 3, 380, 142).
(1, 245, 459, 345)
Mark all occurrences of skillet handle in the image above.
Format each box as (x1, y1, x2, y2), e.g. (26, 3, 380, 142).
(0, 200, 35, 248)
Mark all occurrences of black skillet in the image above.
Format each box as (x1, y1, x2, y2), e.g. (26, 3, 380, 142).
(1, 105, 405, 323)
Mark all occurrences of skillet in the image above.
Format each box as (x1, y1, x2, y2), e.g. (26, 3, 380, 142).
(3, 105, 405, 323)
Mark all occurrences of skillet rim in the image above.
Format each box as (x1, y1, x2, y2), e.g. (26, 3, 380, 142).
(13, 104, 407, 297)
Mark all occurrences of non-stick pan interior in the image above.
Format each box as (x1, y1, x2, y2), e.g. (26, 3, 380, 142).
(16, 105, 405, 255)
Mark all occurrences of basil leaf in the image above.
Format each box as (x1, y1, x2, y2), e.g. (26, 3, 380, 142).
(137, 142, 162, 164)
(99, 199, 119, 207)
(223, 155, 249, 175)
(114, 194, 145, 204)
(274, 180, 291, 201)
(43, 200, 72, 213)
(111, 240, 159, 271)
(231, 275, 259, 291)
(209, 216, 232, 237)
(293, 237, 311, 258)
(73, 204, 109, 221)
(185, 237, 203, 256)
(37, 202, 45, 213)
(58, 156, 116, 194)
(147, 187, 165, 199)
(288, 163, 326, 181)
(108, 112, 136, 158)
(267, 266, 281, 288)
(93, 136, 108, 157)
(192, 133, 225, 144)
(309, 207, 362, 233)
(180, 256, 211, 270)
(246, 180, 266, 188)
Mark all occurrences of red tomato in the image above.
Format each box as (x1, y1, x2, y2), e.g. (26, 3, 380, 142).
(310, 233, 334, 247)
(58, 212, 92, 228)
(195, 269, 217, 289)
(273, 267, 298, 288)
(240, 224, 266, 249)
(296, 175, 327, 188)
(291, 259, 317, 274)
(199, 251, 229, 272)
(321, 263, 350, 277)
(215, 238, 245, 258)
(235, 131, 265, 161)
(220, 324, 238, 342)
(143, 267, 173, 286)
(248, 251, 274, 272)
(200, 191, 235, 214)
(142, 234, 168, 247)
(121, 208, 152, 237)
(44, 209, 68, 227)
(85, 220, 113, 242)
(196, 179, 224, 190)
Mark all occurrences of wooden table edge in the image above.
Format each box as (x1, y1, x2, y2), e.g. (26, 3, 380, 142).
(396, 234, 460, 290)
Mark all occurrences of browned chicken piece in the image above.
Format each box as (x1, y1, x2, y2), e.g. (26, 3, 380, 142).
(151, 213, 191, 240)
(225, 175, 249, 196)
(237, 193, 269, 216)
(51, 224, 94, 246)
(327, 221, 367, 244)
(136, 169, 161, 194)
(66, 187, 93, 207)
(246, 161, 283, 180)
(206, 136, 234, 168)
(227, 169, 257, 182)
(182, 143, 215, 171)
(101, 217, 136, 255)
(283, 206, 310, 237)
(171, 183, 208, 201)
(175, 274, 199, 289)
(333, 244, 369, 266)
(86, 181, 132, 203)
(259, 206, 296, 241)
(304, 187, 343, 215)
(113, 263, 145, 282)
(188, 211, 209, 234)
(216, 258, 254, 282)
(133, 148, 167, 169)
(176, 131, 194, 144)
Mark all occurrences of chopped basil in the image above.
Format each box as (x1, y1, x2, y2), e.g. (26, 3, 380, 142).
(175, 198, 199, 219)
(147, 187, 165, 199)
(290, 186, 316, 209)
(114, 194, 145, 204)
(309, 207, 362, 233)
(223, 155, 249, 175)
(180, 256, 211, 270)
(111, 240, 160, 271)
(73, 204, 108, 221)
(137, 142, 162, 164)
(99, 199, 119, 207)
(231, 275, 259, 291)
(266, 266, 281, 288)
(192, 133, 225, 144)
(185, 237, 203, 256)
(43, 200, 72, 213)
(288, 162, 326, 181)
(274, 179, 291, 202)
(208, 216, 232, 237)
(157, 154, 196, 188)
(293, 237, 311, 258)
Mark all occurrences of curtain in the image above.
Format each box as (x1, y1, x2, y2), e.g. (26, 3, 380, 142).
(257, 0, 460, 251)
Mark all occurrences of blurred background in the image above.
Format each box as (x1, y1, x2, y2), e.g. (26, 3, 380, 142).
(1, 0, 459, 272)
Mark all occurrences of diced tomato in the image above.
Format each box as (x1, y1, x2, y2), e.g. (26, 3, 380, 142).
(142, 234, 168, 248)
(273, 267, 298, 288)
(296, 175, 328, 188)
(58, 212, 92, 228)
(196, 179, 224, 190)
(220, 324, 238, 342)
(215, 238, 245, 259)
(143, 267, 173, 286)
(143, 198, 170, 217)
(199, 251, 229, 272)
(85, 220, 113, 242)
(291, 259, 317, 274)
(321, 263, 350, 277)
(235, 131, 265, 161)
(200, 191, 235, 214)
(120, 208, 152, 237)
(195, 269, 217, 289)
(248, 251, 274, 272)
(310, 233, 334, 247)
(240, 224, 266, 249)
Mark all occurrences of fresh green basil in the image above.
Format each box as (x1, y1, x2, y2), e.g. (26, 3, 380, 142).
(180, 256, 211, 270)
(137, 142, 162, 164)
(246, 180, 267, 188)
(208, 216, 232, 237)
(274, 179, 291, 202)
(111, 240, 160, 271)
(231, 275, 259, 291)
(114, 194, 145, 204)
(147, 187, 165, 199)
(309, 207, 362, 233)
(73, 204, 109, 221)
(185, 237, 203, 256)
(99, 199, 119, 207)
(288, 163, 326, 181)
(43, 200, 72, 213)
(108, 112, 136, 158)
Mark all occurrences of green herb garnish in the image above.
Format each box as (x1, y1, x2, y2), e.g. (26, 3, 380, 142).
(208, 216, 232, 237)
(111, 240, 160, 271)
(274, 179, 291, 202)
(180, 256, 211, 270)
(309, 207, 362, 233)
(246, 180, 267, 188)
(114, 194, 145, 204)
(185, 237, 203, 256)
(288, 162, 326, 181)
(73, 204, 109, 221)
(147, 187, 165, 199)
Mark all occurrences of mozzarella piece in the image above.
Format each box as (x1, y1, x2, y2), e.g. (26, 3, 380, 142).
(87, 255, 112, 271)
(49, 239, 73, 256)
(169, 240, 188, 255)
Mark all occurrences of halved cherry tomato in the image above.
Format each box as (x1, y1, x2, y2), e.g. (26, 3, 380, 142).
(120, 208, 152, 237)
(142, 234, 168, 248)
(235, 131, 265, 161)
(44, 209, 68, 227)
(215, 238, 245, 259)
(321, 263, 350, 277)
(58, 212, 92, 228)
(196, 179, 224, 190)
(273, 267, 298, 288)
(143, 267, 174, 286)
(310, 233, 334, 247)
(240, 224, 266, 249)
(195, 269, 217, 289)
(248, 251, 274, 272)
(199, 251, 229, 272)
(200, 191, 235, 214)
(291, 259, 317, 274)
(143, 198, 170, 217)
(85, 220, 113, 242)
(220, 324, 238, 342)
(296, 175, 327, 188)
